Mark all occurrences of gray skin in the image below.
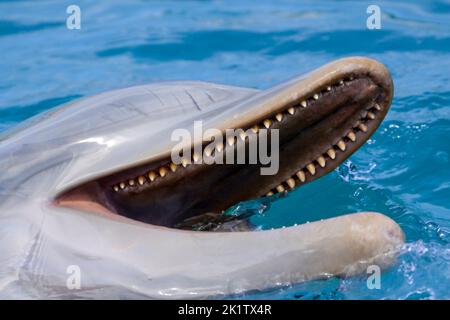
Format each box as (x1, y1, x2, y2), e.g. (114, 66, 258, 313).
(0, 57, 404, 299)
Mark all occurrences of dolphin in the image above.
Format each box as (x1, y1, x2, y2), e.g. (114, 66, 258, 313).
(0, 57, 404, 299)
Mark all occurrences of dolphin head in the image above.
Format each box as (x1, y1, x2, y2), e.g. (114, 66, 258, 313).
(0, 57, 404, 298)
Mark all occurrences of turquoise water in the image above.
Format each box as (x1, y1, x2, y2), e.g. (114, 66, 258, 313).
(1, 0, 449, 299)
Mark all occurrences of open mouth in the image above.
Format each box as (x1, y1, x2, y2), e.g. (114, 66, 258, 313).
(55, 59, 393, 231)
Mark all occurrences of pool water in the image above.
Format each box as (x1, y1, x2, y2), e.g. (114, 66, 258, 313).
(0, 0, 449, 299)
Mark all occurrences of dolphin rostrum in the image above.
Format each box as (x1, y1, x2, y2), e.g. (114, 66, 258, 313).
(0, 57, 404, 298)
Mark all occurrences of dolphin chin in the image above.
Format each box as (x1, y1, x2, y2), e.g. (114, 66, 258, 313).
(0, 56, 404, 299)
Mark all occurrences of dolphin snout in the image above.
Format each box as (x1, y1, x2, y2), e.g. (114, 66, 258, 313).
(341, 212, 405, 276)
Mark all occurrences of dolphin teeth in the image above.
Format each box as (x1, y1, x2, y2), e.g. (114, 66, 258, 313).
(317, 156, 326, 168)
(347, 131, 356, 142)
(159, 167, 168, 177)
(275, 113, 283, 122)
(263, 119, 272, 128)
(169, 163, 177, 172)
(296, 170, 306, 182)
(148, 171, 157, 181)
(181, 158, 189, 167)
(327, 148, 336, 159)
(286, 178, 296, 189)
(108, 77, 378, 198)
(337, 140, 346, 151)
(358, 123, 368, 132)
(306, 163, 316, 175)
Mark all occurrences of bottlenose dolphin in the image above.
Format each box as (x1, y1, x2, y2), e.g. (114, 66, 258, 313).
(0, 57, 404, 299)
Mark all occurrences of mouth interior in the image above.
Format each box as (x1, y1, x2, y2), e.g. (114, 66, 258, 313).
(55, 72, 390, 231)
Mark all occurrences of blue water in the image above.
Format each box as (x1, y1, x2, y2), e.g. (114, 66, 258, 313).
(1, 0, 449, 299)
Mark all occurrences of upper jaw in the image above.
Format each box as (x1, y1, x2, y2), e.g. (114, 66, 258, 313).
(53, 57, 391, 195)
(210, 56, 392, 133)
